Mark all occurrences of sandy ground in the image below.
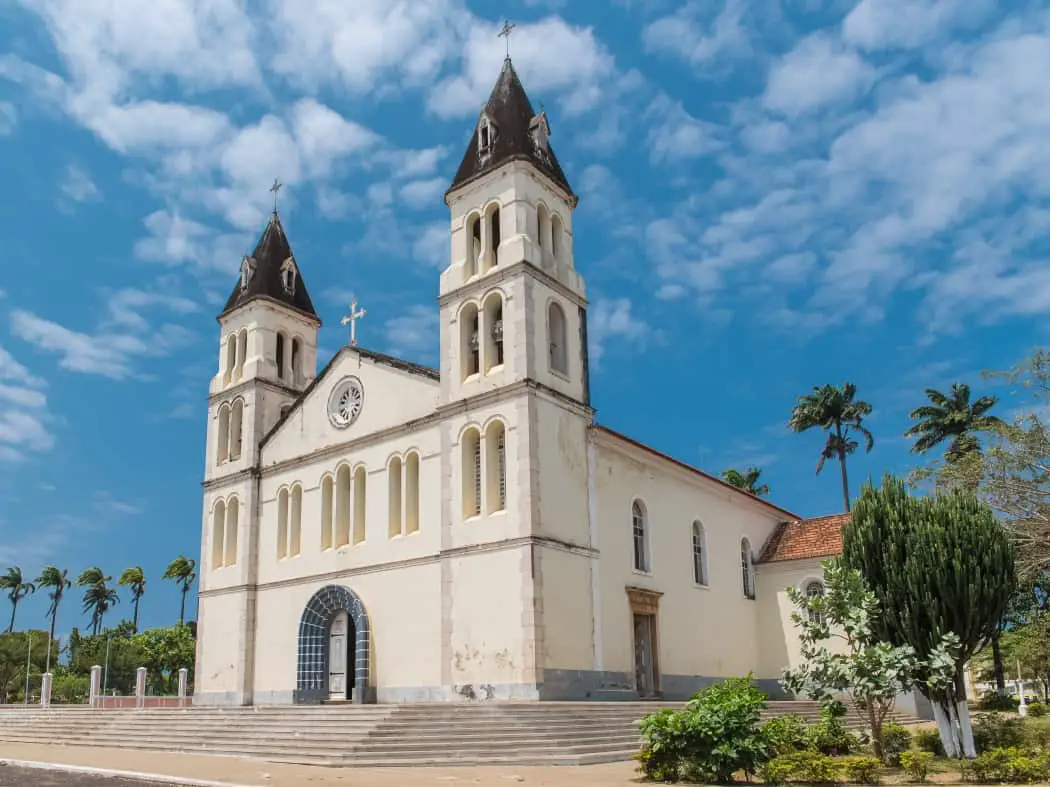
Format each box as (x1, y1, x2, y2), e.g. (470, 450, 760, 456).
(0, 743, 644, 787)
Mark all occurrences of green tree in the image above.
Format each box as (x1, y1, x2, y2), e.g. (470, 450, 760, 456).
(721, 467, 770, 497)
(76, 567, 118, 635)
(788, 382, 874, 513)
(35, 566, 72, 649)
(841, 474, 1016, 758)
(0, 630, 53, 703)
(163, 557, 197, 625)
(0, 567, 36, 633)
(904, 383, 1003, 463)
(134, 624, 196, 694)
(118, 566, 147, 633)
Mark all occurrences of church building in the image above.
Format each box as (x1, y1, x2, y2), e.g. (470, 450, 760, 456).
(194, 58, 852, 706)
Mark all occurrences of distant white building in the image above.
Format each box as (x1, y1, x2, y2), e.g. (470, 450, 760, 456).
(194, 58, 863, 708)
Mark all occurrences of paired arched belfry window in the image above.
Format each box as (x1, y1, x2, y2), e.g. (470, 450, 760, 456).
(460, 293, 506, 381)
(216, 399, 244, 465)
(222, 329, 247, 386)
(692, 521, 708, 586)
(461, 422, 507, 518)
(275, 332, 302, 384)
(632, 500, 650, 573)
(211, 496, 239, 569)
(741, 538, 756, 600)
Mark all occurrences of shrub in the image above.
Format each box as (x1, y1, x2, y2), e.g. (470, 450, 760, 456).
(973, 712, 1027, 753)
(842, 755, 882, 784)
(806, 704, 859, 756)
(914, 728, 946, 757)
(1027, 701, 1047, 718)
(50, 673, 90, 704)
(899, 750, 934, 783)
(970, 746, 1050, 783)
(978, 691, 1020, 712)
(880, 722, 912, 766)
(763, 714, 809, 756)
(760, 751, 841, 784)
(636, 676, 769, 783)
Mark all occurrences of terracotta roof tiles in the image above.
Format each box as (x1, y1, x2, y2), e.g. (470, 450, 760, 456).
(758, 512, 850, 564)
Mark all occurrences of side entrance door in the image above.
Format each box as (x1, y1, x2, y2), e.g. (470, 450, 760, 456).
(633, 613, 656, 698)
(328, 611, 348, 701)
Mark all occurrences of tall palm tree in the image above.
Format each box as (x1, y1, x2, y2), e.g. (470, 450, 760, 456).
(118, 566, 147, 633)
(721, 467, 770, 497)
(789, 382, 875, 513)
(904, 382, 1003, 463)
(163, 556, 197, 625)
(76, 566, 114, 636)
(35, 566, 71, 645)
(0, 567, 35, 632)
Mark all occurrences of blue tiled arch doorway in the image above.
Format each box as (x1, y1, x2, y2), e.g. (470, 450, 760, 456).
(294, 585, 373, 704)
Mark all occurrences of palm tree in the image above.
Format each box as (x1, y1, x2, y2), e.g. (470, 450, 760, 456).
(163, 556, 197, 625)
(789, 382, 874, 513)
(0, 567, 35, 632)
(118, 566, 147, 633)
(721, 467, 770, 497)
(904, 382, 1003, 463)
(76, 566, 114, 636)
(36, 566, 72, 645)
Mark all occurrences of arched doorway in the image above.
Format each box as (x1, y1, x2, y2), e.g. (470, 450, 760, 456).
(294, 585, 373, 704)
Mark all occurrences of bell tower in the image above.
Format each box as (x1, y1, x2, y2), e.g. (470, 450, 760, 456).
(438, 57, 590, 407)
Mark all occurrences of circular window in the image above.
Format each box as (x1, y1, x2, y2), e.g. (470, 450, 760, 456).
(327, 377, 364, 429)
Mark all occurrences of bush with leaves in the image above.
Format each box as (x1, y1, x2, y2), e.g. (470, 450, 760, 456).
(973, 712, 1027, 753)
(760, 751, 842, 784)
(1027, 701, 1046, 717)
(969, 747, 1050, 783)
(842, 755, 882, 785)
(899, 750, 934, 783)
(762, 714, 809, 756)
(914, 728, 946, 757)
(880, 722, 912, 766)
(978, 691, 1019, 712)
(804, 703, 859, 756)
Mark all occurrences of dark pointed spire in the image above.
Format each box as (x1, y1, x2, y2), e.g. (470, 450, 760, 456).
(446, 58, 576, 203)
(219, 212, 320, 323)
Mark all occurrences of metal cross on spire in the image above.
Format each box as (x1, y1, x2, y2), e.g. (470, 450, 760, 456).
(498, 19, 516, 59)
(340, 300, 367, 347)
(269, 178, 283, 214)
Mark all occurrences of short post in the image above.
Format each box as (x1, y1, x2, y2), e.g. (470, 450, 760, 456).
(177, 668, 188, 708)
(40, 673, 53, 709)
(1018, 659, 1028, 717)
(135, 667, 147, 709)
(89, 665, 102, 709)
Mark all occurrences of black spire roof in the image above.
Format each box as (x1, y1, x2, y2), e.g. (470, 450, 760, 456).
(446, 58, 576, 202)
(219, 212, 320, 323)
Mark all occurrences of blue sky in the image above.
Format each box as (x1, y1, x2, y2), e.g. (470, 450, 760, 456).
(0, 0, 1047, 636)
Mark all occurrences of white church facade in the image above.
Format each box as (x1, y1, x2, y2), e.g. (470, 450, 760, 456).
(194, 58, 852, 707)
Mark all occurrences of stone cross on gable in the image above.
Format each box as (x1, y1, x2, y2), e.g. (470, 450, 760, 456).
(340, 301, 366, 347)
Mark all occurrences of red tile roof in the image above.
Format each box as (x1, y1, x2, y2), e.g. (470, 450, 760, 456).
(758, 513, 850, 563)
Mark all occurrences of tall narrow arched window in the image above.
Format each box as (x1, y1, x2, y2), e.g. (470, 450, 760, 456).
(632, 501, 649, 573)
(224, 335, 236, 384)
(692, 521, 707, 586)
(462, 428, 482, 518)
(335, 465, 351, 547)
(275, 332, 286, 380)
(741, 538, 755, 599)
(551, 213, 563, 263)
(489, 206, 501, 268)
(211, 499, 226, 569)
(277, 488, 289, 559)
(805, 580, 825, 624)
(352, 466, 367, 544)
(405, 452, 420, 534)
(217, 405, 231, 464)
(461, 304, 480, 379)
(225, 496, 239, 567)
(548, 302, 568, 375)
(290, 338, 301, 385)
(483, 294, 504, 372)
(289, 484, 303, 557)
(537, 203, 551, 265)
(235, 330, 247, 381)
(229, 399, 243, 460)
(466, 214, 481, 278)
(485, 421, 507, 514)
(321, 475, 334, 550)
(388, 456, 403, 538)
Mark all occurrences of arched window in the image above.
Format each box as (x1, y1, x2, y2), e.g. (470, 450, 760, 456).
(692, 521, 707, 586)
(235, 330, 247, 381)
(488, 206, 501, 269)
(466, 214, 481, 278)
(537, 203, 552, 267)
(275, 332, 286, 380)
(805, 580, 825, 624)
(352, 466, 367, 545)
(388, 456, 403, 538)
(483, 294, 504, 373)
(321, 475, 334, 550)
(485, 421, 507, 514)
(289, 484, 302, 557)
(548, 302, 568, 375)
(280, 258, 297, 294)
(277, 488, 289, 559)
(462, 428, 482, 518)
(290, 338, 301, 385)
(405, 452, 420, 534)
(741, 538, 755, 600)
(478, 114, 496, 156)
(211, 499, 226, 569)
(225, 496, 239, 567)
(216, 405, 230, 464)
(224, 335, 236, 385)
(229, 399, 243, 461)
(551, 213, 563, 263)
(335, 465, 351, 548)
(461, 304, 480, 379)
(632, 501, 649, 573)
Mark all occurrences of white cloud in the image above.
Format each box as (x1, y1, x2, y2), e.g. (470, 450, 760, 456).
(0, 102, 16, 135)
(763, 33, 876, 117)
(412, 223, 450, 268)
(645, 95, 722, 164)
(643, 0, 750, 66)
(383, 304, 439, 360)
(843, 0, 997, 51)
(291, 99, 382, 179)
(399, 178, 447, 210)
(60, 164, 100, 203)
(0, 343, 53, 462)
(588, 297, 653, 366)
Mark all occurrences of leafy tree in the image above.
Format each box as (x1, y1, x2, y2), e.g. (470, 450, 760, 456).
(163, 556, 197, 625)
(35, 566, 71, 649)
(0, 630, 53, 703)
(76, 567, 118, 636)
(781, 559, 957, 763)
(0, 567, 36, 632)
(118, 566, 147, 633)
(905, 383, 1003, 463)
(721, 467, 770, 497)
(788, 382, 874, 513)
(841, 474, 1016, 758)
(67, 626, 143, 696)
(134, 623, 195, 694)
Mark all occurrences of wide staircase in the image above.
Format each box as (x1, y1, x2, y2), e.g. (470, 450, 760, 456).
(0, 701, 922, 767)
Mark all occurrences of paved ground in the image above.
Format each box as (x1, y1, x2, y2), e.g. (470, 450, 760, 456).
(0, 744, 644, 786)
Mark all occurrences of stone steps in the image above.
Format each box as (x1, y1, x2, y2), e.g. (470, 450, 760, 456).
(0, 701, 921, 767)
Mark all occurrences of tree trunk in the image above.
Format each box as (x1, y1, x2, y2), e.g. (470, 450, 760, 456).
(132, 597, 140, 633)
(991, 630, 1006, 694)
(867, 704, 885, 762)
(7, 601, 15, 633)
(932, 701, 959, 758)
(835, 423, 851, 513)
(179, 588, 187, 625)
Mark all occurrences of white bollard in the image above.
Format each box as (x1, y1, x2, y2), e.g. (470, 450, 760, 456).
(89, 665, 102, 709)
(136, 667, 147, 709)
(40, 673, 52, 709)
(177, 668, 188, 708)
